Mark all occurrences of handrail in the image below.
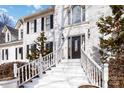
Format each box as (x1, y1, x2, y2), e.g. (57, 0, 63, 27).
(17, 52, 54, 87)
(81, 46, 104, 87)
(81, 47, 102, 70)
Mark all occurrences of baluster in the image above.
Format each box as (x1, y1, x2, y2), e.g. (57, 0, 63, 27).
(99, 71, 101, 87)
(48, 55, 51, 67)
(33, 62, 35, 76)
(51, 53, 53, 64)
(35, 60, 37, 75)
(28, 64, 31, 79)
(17, 69, 20, 85)
(49, 54, 52, 66)
(96, 68, 98, 86)
(94, 67, 96, 84)
(31, 62, 33, 78)
(25, 65, 27, 82)
(21, 67, 24, 83)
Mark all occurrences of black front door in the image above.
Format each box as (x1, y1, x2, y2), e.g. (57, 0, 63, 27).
(72, 36, 81, 59)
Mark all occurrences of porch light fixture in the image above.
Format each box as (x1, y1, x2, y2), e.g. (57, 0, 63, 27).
(88, 29, 90, 38)
(61, 34, 64, 41)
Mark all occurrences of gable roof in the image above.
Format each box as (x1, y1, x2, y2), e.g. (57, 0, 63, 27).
(0, 25, 18, 44)
(15, 19, 24, 29)
(0, 22, 5, 32)
(23, 6, 54, 21)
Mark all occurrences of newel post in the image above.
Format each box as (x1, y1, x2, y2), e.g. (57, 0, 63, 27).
(103, 63, 109, 88)
(13, 63, 17, 78)
(39, 54, 43, 77)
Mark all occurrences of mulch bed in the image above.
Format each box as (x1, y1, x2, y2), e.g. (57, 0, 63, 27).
(78, 85, 99, 88)
(108, 55, 124, 88)
(0, 62, 26, 81)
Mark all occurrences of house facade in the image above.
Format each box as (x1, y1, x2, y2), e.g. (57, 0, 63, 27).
(0, 5, 112, 64)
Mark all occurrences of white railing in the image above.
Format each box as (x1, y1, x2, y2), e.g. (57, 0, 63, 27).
(81, 47, 108, 88)
(42, 52, 55, 71)
(17, 60, 40, 86)
(17, 52, 55, 87)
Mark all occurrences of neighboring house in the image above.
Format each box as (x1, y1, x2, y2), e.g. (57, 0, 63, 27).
(0, 5, 112, 64)
(0, 25, 23, 64)
(0, 7, 54, 64)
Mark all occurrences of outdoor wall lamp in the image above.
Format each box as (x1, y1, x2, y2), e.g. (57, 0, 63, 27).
(88, 29, 90, 38)
(61, 34, 65, 41)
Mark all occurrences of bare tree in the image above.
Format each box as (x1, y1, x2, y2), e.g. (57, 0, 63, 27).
(0, 13, 13, 26)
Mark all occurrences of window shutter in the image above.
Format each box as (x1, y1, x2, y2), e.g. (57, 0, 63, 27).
(2, 50, 4, 60)
(50, 14, 53, 29)
(41, 17, 44, 31)
(5, 49, 8, 60)
(27, 22, 29, 34)
(15, 48, 17, 60)
(20, 47, 23, 59)
(34, 20, 37, 32)
(27, 45, 29, 56)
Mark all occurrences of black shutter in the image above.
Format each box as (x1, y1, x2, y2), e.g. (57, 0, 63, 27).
(27, 22, 29, 34)
(15, 48, 17, 60)
(27, 45, 29, 56)
(2, 50, 4, 60)
(6, 49, 8, 60)
(20, 47, 23, 59)
(50, 14, 53, 29)
(41, 17, 44, 31)
(50, 42, 53, 52)
(34, 20, 37, 32)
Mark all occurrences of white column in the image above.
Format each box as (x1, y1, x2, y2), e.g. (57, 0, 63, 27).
(103, 63, 109, 88)
(13, 63, 18, 78)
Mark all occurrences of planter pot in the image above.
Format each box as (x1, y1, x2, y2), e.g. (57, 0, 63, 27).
(0, 78, 19, 88)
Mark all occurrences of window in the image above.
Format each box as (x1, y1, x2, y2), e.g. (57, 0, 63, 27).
(41, 17, 44, 31)
(68, 10, 71, 25)
(50, 14, 53, 29)
(34, 19, 37, 33)
(7, 33, 10, 42)
(46, 16, 50, 30)
(46, 42, 53, 52)
(21, 29, 23, 39)
(27, 22, 29, 34)
(72, 6, 81, 24)
(31, 22, 34, 33)
(82, 6, 85, 21)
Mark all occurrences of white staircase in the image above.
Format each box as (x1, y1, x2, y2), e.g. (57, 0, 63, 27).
(23, 59, 90, 88)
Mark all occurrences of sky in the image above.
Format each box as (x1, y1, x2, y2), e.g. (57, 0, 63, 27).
(0, 5, 51, 26)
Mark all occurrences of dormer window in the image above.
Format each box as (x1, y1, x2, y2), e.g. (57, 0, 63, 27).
(21, 29, 23, 39)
